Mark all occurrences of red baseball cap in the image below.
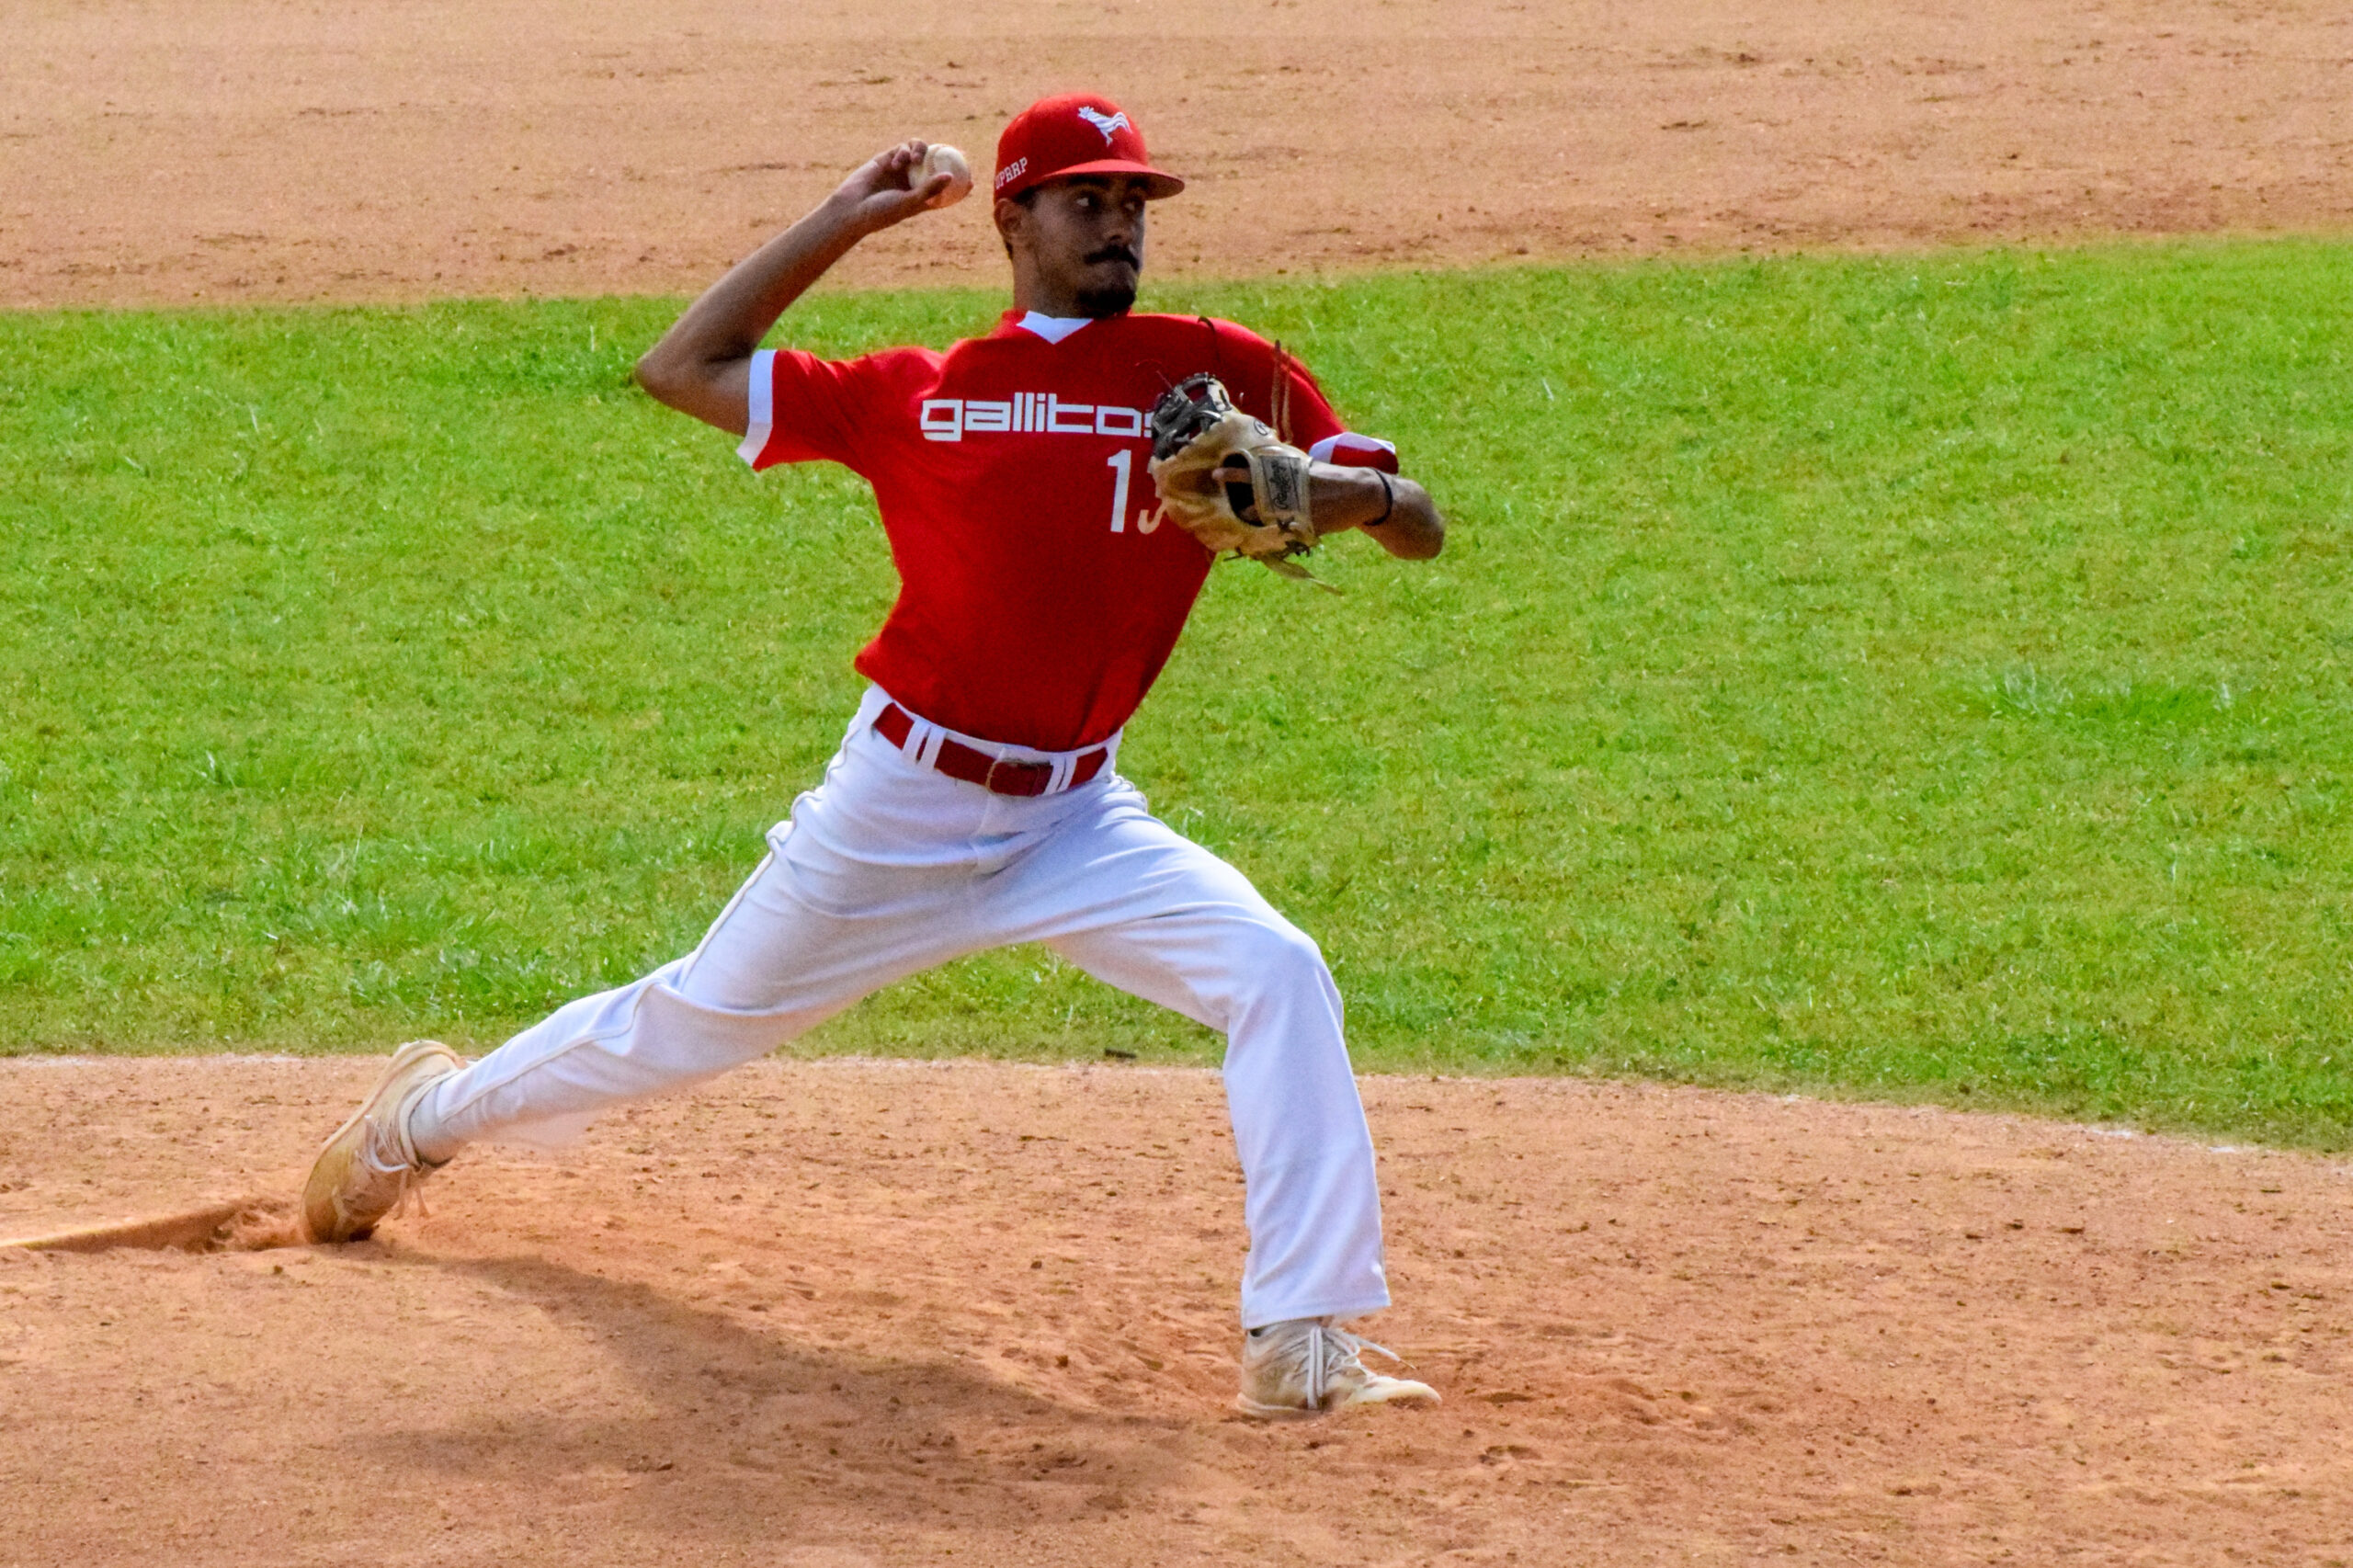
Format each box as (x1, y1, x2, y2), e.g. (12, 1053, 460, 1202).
(992, 93, 1185, 203)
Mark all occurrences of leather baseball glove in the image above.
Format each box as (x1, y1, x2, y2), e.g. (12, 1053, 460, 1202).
(1144, 375, 1321, 581)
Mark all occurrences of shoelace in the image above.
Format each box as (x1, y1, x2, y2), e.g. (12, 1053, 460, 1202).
(1296, 1322, 1408, 1408)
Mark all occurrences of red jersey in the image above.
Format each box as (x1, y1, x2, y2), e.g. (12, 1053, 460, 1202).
(740, 310, 1398, 751)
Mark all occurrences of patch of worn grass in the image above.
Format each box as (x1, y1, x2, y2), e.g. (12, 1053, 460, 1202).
(5, 242, 2350, 1144)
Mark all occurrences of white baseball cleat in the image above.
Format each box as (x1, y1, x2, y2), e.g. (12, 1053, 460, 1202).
(301, 1040, 464, 1244)
(1237, 1317, 1441, 1417)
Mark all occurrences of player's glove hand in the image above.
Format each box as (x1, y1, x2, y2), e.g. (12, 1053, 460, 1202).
(1145, 375, 1321, 580)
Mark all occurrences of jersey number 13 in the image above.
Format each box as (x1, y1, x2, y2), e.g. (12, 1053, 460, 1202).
(1106, 450, 1159, 535)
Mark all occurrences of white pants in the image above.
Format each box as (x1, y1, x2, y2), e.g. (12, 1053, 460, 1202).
(409, 687, 1391, 1328)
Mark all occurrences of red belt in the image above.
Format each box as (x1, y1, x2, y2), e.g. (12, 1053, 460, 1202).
(870, 703, 1108, 798)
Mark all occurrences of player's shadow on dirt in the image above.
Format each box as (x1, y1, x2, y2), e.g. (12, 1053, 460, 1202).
(357, 1253, 1192, 1544)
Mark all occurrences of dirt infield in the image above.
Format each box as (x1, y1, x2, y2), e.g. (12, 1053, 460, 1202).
(3, 1057, 2350, 1566)
(6, 0, 2352, 309)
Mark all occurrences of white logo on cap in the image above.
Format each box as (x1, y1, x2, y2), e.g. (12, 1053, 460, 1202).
(1076, 106, 1131, 143)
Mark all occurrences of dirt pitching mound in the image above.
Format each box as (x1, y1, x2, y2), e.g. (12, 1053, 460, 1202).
(7, 0, 2352, 309)
(3, 1054, 2349, 1566)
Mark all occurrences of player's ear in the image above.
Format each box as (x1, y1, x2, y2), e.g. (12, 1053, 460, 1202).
(994, 196, 1029, 261)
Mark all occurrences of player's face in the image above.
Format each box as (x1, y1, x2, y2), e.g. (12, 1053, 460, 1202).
(1012, 176, 1150, 317)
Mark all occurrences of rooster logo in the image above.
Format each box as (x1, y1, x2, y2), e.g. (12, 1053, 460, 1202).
(1076, 106, 1131, 143)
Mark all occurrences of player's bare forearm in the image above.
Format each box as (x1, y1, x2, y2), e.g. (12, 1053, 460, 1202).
(631, 205, 864, 433)
(635, 142, 952, 435)
(1313, 465, 1445, 560)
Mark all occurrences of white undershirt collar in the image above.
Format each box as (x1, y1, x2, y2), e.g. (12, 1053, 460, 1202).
(1014, 312, 1095, 345)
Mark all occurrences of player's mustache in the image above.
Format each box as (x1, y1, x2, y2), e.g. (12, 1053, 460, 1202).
(1086, 244, 1140, 268)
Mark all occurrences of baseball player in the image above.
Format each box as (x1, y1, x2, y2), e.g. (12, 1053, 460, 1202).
(301, 93, 1447, 1417)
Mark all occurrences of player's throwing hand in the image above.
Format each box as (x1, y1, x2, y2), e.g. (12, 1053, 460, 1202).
(835, 140, 958, 233)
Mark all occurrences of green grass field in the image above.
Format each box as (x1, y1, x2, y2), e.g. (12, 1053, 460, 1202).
(6, 241, 2351, 1143)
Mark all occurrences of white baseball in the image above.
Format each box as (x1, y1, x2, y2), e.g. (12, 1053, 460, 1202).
(917, 143, 973, 209)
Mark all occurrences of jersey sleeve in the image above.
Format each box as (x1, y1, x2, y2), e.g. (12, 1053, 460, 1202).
(1202, 318, 1401, 474)
(737, 347, 936, 474)
(1280, 358, 1401, 474)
